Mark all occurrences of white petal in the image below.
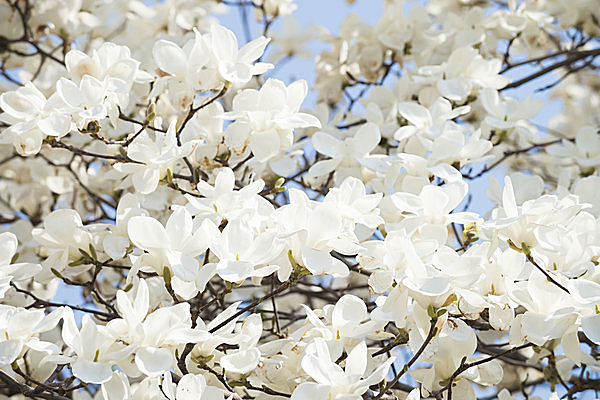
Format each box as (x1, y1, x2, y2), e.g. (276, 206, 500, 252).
(332, 295, 368, 329)
(153, 40, 187, 77)
(582, 314, 600, 344)
(220, 348, 260, 374)
(135, 346, 174, 377)
(38, 113, 72, 137)
(132, 166, 160, 195)
(312, 131, 341, 157)
(352, 122, 381, 153)
(290, 382, 331, 400)
(101, 371, 130, 400)
(307, 159, 339, 179)
(176, 374, 207, 400)
(0, 232, 17, 266)
(238, 36, 270, 63)
(128, 216, 169, 251)
(344, 341, 367, 377)
(166, 207, 193, 243)
(217, 259, 253, 282)
(0, 339, 23, 367)
(437, 78, 472, 101)
(397, 102, 431, 128)
(72, 359, 113, 384)
(250, 128, 280, 162)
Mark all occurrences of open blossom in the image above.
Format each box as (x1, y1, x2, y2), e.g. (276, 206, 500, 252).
(0, 83, 72, 155)
(127, 207, 212, 299)
(106, 279, 211, 377)
(308, 122, 381, 183)
(292, 338, 394, 400)
(223, 78, 321, 162)
(415, 46, 510, 101)
(204, 218, 284, 283)
(111, 120, 194, 195)
(153, 24, 273, 94)
(65, 42, 152, 110)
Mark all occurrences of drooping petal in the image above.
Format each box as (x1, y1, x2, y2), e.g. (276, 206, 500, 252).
(72, 358, 113, 384)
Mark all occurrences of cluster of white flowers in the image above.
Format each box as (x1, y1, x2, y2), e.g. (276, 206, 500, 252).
(1, 0, 600, 399)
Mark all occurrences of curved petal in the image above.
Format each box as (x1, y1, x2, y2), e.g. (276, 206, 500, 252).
(220, 348, 260, 374)
(153, 40, 187, 77)
(238, 36, 270, 63)
(72, 358, 113, 384)
(135, 346, 174, 377)
(250, 128, 280, 162)
(311, 131, 341, 157)
(127, 215, 169, 251)
(290, 382, 331, 400)
(132, 166, 160, 195)
(176, 373, 207, 400)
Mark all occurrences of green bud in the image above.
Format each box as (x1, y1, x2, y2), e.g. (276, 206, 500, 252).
(51, 268, 63, 279)
(163, 266, 172, 286)
(146, 103, 156, 122)
(88, 244, 97, 262)
(520, 242, 531, 256)
(78, 248, 91, 260)
(68, 259, 86, 267)
(274, 177, 285, 188)
(507, 238, 521, 252)
(427, 304, 437, 320)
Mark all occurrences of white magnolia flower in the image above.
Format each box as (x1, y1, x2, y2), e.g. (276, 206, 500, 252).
(0, 82, 72, 155)
(62, 309, 135, 384)
(479, 88, 542, 139)
(292, 338, 394, 400)
(394, 97, 470, 141)
(204, 218, 284, 283)
(54, 75, 113, 128)
(65, 42, 151, 109)
(183, 167, 271, 226)
(32, 209, 92, 278)
(547, 125, 600, 171)
(308, 122, 381, 183)
(106, 279, 211, 377)
(153, 24, 272, 93)
(113, 120, 194, 195)
(223, 78, 321, 162)
(0, 306, 60, 369)
(274, 189, 364, 280)
(416, 46, 510, 101)
(127, 208, 212, 299)
(220, 314, 263, 374)
(298, 294, 387, 350)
